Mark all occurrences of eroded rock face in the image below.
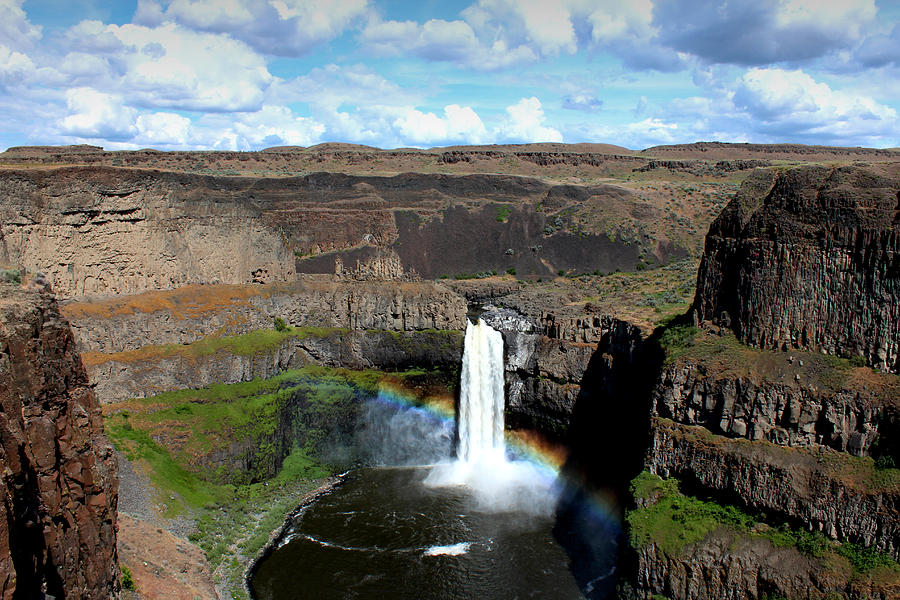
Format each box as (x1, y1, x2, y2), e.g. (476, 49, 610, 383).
(85, 329, 463, 404)
(693, 164, 900, 373)
(0, 283, 119, 599)
(481, 306, 643, 437)
(634, 531, 900, 600)
(646, 419, 900, 560)
(653, 360, 900, 457)
(63, 278, 467, 354)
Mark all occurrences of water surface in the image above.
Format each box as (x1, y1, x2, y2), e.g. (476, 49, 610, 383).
(250, 466, 587, 599)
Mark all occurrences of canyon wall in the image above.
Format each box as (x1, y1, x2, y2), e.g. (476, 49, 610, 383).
(0, 283, 119, 599)
(693, 164, 900, 373)
(85, 328, 463, 404)
(653, 356, 900, 458)
(0, 165, 696, 298)
(63, 277, 466, 353)
(482, 305, 643, 439)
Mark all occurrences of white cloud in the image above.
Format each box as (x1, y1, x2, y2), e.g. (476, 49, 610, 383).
(496, 97, 562, 143)
(191, 105, 325, 150)
(0, 44, 35, 87)
(360, 17, 537, 70)
(270, 63, 422, 109)
(60, 21, 272, 112)
(732, 67, 897, 141)
(58, 88, 137, 140)
(135, 0, 369, 56)
(0, 0, 42, 51)
(134, 111, 192, 145)
(654, 0, 878, 65)
(391, 104, 489, 146)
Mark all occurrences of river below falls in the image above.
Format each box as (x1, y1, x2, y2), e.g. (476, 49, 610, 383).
(250, 466, 614, 599)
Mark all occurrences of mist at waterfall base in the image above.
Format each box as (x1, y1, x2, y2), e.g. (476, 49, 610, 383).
(250, 319, 620, 599)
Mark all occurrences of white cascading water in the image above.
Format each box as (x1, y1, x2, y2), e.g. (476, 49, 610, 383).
(457, 319, 505, 463)
(424, 316, 558, 515)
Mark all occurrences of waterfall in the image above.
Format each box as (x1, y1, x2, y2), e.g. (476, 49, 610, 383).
(425, 315, 557, 516)
(457, 318, 505, 462)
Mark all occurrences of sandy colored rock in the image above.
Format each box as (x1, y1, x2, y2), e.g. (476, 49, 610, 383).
(118, 514, 217, 600)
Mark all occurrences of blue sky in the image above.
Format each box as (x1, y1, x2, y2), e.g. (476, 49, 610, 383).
(1, 0, 899, 151)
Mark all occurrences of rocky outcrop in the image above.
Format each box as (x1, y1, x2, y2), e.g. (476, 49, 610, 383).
(0, 166, 672, 296)
(634, 530, 899, 600)
(653, 359, 900, 457)
(63, 278, 466, 353)
(481, 306, 643, 437)
(0, 282, 119, 599)
(693, 164, 900, 373)
(646, 419, 900, 559)
(84, 328, 463, 404)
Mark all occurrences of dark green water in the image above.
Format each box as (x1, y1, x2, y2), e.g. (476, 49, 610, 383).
(250, 466, 588, 600)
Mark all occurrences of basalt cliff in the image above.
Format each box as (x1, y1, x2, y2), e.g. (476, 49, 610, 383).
(0, 282, 119, 599)
(694, 163, 900, 373)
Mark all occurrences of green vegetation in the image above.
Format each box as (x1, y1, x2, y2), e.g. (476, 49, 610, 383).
(627, 471, 900, 577)
(656, 320, 700, 365)
(506, 267, 516, 275)
(496, 205, 511, 222)
(120, 565, 135, 591)
(107, 364, 454, 600)
(627, 471, 755, 555)
(454, 270, 497, 280)
(0, 268, 21, 284)
(273, 316, 288, 332)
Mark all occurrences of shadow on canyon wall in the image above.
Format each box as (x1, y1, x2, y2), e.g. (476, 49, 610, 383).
(552, 315, 677, 599)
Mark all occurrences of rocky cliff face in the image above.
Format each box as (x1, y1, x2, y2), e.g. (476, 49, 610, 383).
(653, 356, 900, 458)
(647, 419, 900, 560)
(634, 530, 899, 600)
(693, 164, 900, 373)
(85, 328, 463, 404)
(0, 166, 692, 297)
(481, 306, 643, 438)
(63, 278, 466, 354)
(0, 282, 119, 599)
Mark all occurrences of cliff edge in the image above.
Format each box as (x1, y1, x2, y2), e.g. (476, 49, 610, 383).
(0, 282, 119, 599)
(694, 163, 900, 373)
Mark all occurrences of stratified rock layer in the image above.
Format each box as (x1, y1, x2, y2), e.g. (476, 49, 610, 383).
(0, 283, 119, 599)
(653, 355, 900, 457)
(634, 530, 899, 600)
(63, 278, 467, 353)
(647, 419, 900, 559)
(694, 164, 900, 372)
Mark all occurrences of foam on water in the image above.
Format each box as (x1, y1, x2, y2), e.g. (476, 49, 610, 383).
(422, 542, 471, 557)
(424, 318, 560, 516)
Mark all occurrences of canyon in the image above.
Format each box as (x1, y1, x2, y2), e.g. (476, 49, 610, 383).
(0, 142, 897, 600)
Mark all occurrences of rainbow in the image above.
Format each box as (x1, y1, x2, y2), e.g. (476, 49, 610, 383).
(370, 379, 622, 536)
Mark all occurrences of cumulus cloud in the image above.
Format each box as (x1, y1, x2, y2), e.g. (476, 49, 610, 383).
(58, 88, 137, 140)
(134, 0, 369, 56)
(0, 0, 42, 51)
(653, 0, 877, 65)
(562, 93, 602, 111)
(191, 105, 325, 149)
(390, 104, 489, 146)
(360, 17, 537, 70)
(731, 67, 897, 142)
(855, 24, 900, 68)
(0, 44, 35, 87)
(134, 111, 192, 146)
(270, 63, 422, 109)
(60, 21, 272, 111)
(496, 97, 562, 143)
